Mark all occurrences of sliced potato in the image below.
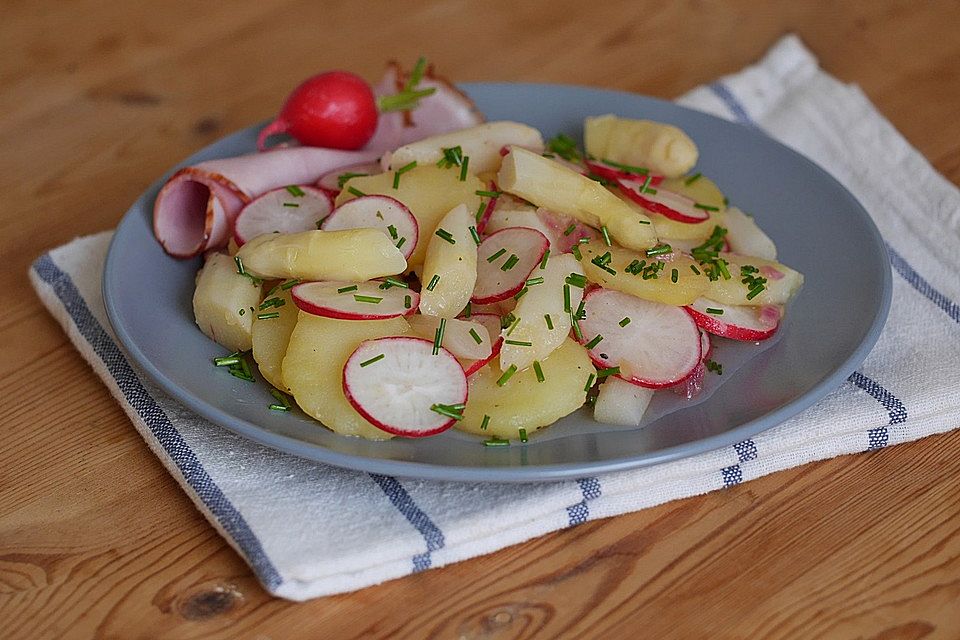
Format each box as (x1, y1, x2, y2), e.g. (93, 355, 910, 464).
(584, 114, 698, 178)
(251, 288, 298, 391)
(236, 229, 406, 281)
(384, 121, 544, 174)
(335, 165, 483, 268)
(724, 207, 777, 260)
(500, 254, 583, 372)
(418, 204, 478, 318)
(497, 148, 658, 251)
(281, 313, 410, 440)
(457, 338, 592, 438)
(578, 240, 709, 306)
(705, 253, 804, 306)
(408, 315, 492, 361)
(193, 253, 261, 352)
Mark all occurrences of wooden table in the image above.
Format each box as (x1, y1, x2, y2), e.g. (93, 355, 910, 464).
(3, 1, 959, 638)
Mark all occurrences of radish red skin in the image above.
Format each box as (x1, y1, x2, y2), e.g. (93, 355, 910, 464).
(258, 71, 379, 151)
(684, 302, 781, 341)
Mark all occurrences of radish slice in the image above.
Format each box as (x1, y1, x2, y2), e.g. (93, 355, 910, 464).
(456, 312, 504, 376)
(343, 337, 468, 437)
(472, 228, 549, 304)
(315, 162, 382, 197)
(618, 179, 710, 224)
(475, 182, 499, 234)
(291, 281, 418, 320)
(320, 195, 418, 259)
(233, 186, 333, 246)
(685, 297, 782, 341)
(408, 315, 493, 361)
(579, 288, 702, 388)
(700, 329, 713, 361)
(585, 159, 664, 186)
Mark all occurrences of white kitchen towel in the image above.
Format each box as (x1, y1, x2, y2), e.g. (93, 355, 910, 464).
(30, 35, 960, 601)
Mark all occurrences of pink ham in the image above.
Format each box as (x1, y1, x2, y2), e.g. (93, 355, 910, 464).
(153, 147, 381, 258)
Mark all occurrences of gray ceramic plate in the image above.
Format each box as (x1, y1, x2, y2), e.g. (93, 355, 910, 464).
(103, 83, 891, 482)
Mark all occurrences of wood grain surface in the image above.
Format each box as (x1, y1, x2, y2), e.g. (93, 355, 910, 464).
(2, 1, 959, 638)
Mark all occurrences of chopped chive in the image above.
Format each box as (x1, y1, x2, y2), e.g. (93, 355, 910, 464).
(539, 249, 550, 270)
(563, 224, 577, 236)
(483, 437, 510, 447)
(600, 158, 648, 175)
(392, 161, 417, 189)
(426, 275, 440, 291)
(229, 369, 254, 382)
(500, 312, 516, 330)
(496, 364, 518, 386)
(723, 196, 730, 206)
(704, 307, 724, 315)
(238, 308, 245, 316)
(469, 225, 481, 245)
(487, 248, 507, 263)
(384, 276, 409, 289)
(353, 295, 382, 304)
(619, 317, 631, 327)
(347, 186, 367, 198)
(430, 402, 464, 421)
(360, 353, 385, 367)
(596, 366, 620, 378)
(584, 373, 596, 392)
(638, 219, 652, 225)
(571, 313, 583, 340)
(565, 273, 587, 288)
(513, 287, 528, 300)
(694, 203, 720, 212)
(337, 285, 358, 293)
(337, 172, 368, 189)
(526, 276, 544, 286)
(234, 255, 245, 274)
(285, 185, 305, 197)
(436, 145, 464, 169)
(283, 202, 300, 208)
(475, 202, 486, 223)
(690, 264, 701, 275)
(480, 414, 490, 431)
(501, 254, 520, 271)
(639, 174, 653, 194)
(746, 285, 765, 300)
(469, 328, 483, 344)
(645, 243, 673, 257)
(584, 334, 603, 349)
(644, 188, 658, 195)
(459, 156, 470, 181)
(684, 172, 702, 186)
(404, 294, 412, 309)
(601, 225, 612, 246)
(533, 361, 545, 383)
(475, 189, 501, 198)
(435, 228, 456, 244)
(433, 317, 447, 355)
(280, 278, 300, 290)
(505, 339, 532, 346)
(705, 359, 723, 375)
(268, 403, 290, 412)
(544, 314, 554, 330)
(387, 224, 399, 240)
(519, 428, 529, 443)
(258, 297, 285, 310)
(671, 268, 679, 283)
(257, 312, 280, 319)
(462, 302, 472, 318)
(563, 284, 571, 312)
(575, 299, 586, 320)
(546, 133, 581, 162)
(571, 244, 582, 260)
(213, 355, 241, 367)
(395, 236, 406, 250)
(504, 314, 521, 336)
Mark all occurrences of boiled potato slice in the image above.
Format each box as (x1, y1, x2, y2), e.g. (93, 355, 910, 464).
(419, 204, 478, 318)
(724, 207, 777, 260)
(705, 253, 804, 306)
(282, 313, 410, 440)
(497, 148, 657, 251)
(578, 240, 709, 306)
(335, 165, 483, 268)
(193, 253, 261, 352)
(384, 121, 544, 174)
(236, 229, 406, 281)
(584, 114, 698, 178)
(251, 288, 298, 391)
(500, 254, 583, 372)
(457, 338, 592, 439)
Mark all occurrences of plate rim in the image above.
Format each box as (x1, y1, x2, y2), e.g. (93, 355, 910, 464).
(103, 81, 892, 482)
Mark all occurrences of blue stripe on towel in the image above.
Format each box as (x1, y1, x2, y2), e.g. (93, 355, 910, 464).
(848, 371, 907, 450)
(887, 244, 960, 324)
(566, 477, 602, 526)
(708, 81, 759, 128)
(369, 474, 445, 572)
(32, 254, 284, 590)
(722, 438, 759, 487)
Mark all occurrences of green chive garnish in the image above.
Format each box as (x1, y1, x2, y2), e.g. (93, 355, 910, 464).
(269, 403, 290, 412)
(690, 264, 701, 275)
(469, 226, 481, 246)
(257, 312, 280, 319)
(571, 244, 582, 260)
(238, 308, 245, 316)
(501, 254, 520, 271)
(505, 339, 532, 346)
(746, 286, 764, 300)
(435, 228, 456, 244)
(347, 186, 367, 198)
(504, 314, 521, 336)
(584, 373, 596, 392)
(514, 287, 528, 300)
(283, 202, 300, 208)
(213, 354, 241, 367)
(526, 276, 544, 286)
(280, 278, 300, 290)
(563, 284, 571, 312)
(430, 402, 464, 421)
(404, 295, 412, 309)
(544, 314, 554, 330)
(395, 237, 406, 250)
(426, 275, 440, 291)
(565, 273, 587, 288)
(475, 189, 500, 198)
(285, 185, 305, 197)
(684, 172, 702, 186)
(563, 223, 577, 236)
(437, 145, 464, 169)
(337, 172, 368, 188)
(433, 317, 446, 355)
(600, 158, 648, 175)
(469, 328, 483, 344)
(483, 437, 510, 447)
(360, 353, 385, 367)
(584, 334, 603, 349)
(601, 225, 612, 246)
(519, 428, 529, 443)
(671, 268, 679, 283)
(596, 366, 620, 378)
(619, 317, 631, 327)
(383, 276, 409, 289)
(539, 249, 550, 270)
(571, 313, 583, 340)
(462, 302, 472, 318)
(337, 285, 358, 294)
(706, 307, 724, 315)
(459, 156, 469, 181)
(387, 224, 399, 240)
(533, 361, 545, 383)
(392, 161, 417, 189)
(353, 295, 382, 304)
(694, 203, 720, 212)
(496, 364, 518, 386)
(475, 202, 487, 223)
(705, 359, 723, 375)
(480, 414, 490, 430)
(487, 248, 507, 263)
(645, 243, 672, 257)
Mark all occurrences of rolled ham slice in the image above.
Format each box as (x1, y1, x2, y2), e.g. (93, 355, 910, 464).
(153, 147, 381, 258)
